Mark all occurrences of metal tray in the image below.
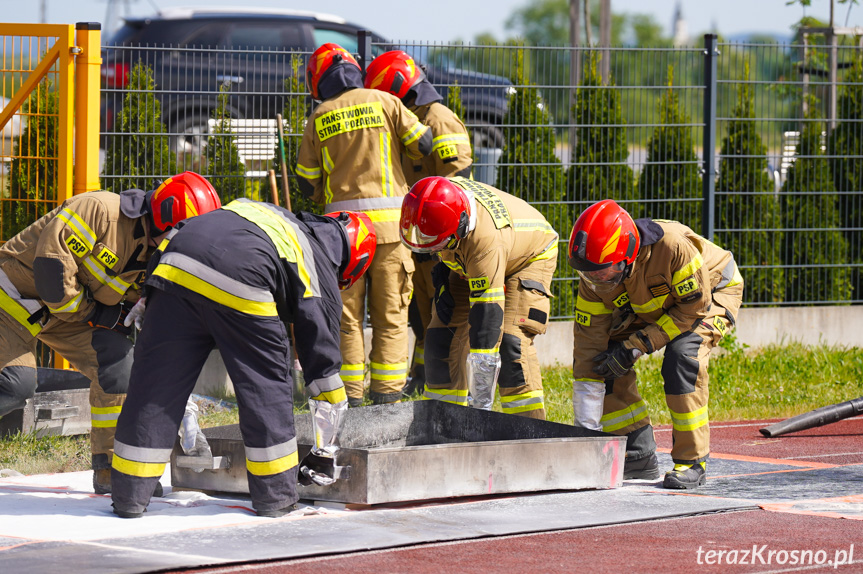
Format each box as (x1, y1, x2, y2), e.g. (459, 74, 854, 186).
(171, 400, 626, 505)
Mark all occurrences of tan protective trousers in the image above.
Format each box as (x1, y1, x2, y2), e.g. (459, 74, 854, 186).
(0, 311, 132, 467)
(408, 256, 438, 379)
(601, 285, 743, 464)
(424, 257, 555, 420)
(339, 241, 414, 404)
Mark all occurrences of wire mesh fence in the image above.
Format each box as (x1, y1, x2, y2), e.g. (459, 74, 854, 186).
(4, 33, 855, 317)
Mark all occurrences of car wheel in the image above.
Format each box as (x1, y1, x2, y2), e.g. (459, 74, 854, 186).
(469, 120, 504, 149)
(170, 115, 210, 158)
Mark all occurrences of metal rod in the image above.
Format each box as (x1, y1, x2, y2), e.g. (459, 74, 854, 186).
(276, 112, 291, 211)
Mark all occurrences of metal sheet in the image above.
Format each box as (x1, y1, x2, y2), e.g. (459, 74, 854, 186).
(172, 401, 626, 504)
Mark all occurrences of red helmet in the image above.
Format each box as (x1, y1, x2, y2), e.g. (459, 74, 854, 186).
(400, 177, 470, 254)
(149, 171, 221, 232)
(325, 211, 377, 290)
(306, 43, 361, 100)
(568, 199, 640, 291)
(363, 50, 424, 99)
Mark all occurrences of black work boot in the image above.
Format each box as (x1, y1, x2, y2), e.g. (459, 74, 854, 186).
(623, 452, 660, 480)
(112, 504, 146, 519)
(663, 462, 707, 489)
(257, 503, 298, 518)
(347, 397, 363, 408)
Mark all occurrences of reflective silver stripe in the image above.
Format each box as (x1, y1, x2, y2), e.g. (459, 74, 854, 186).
(245, 438, 298, 462)
(250, 202, 321, 296)
(601, 401, 648, 429)
(114, 439, 173, 463)
(47, 290, 84, 313)
(57, 208, 98, 250)
(500, 395, 545, 409)
(326, 196, 404, 213)
(370, 365, 408, 376)
(82, 256, 132, 295)
(0, 268, 42, 314)
(159, 252, 275, 303)
(307, 373, 344, 397)
(422, 389, 469, 405)
(714, 257, 737, 291)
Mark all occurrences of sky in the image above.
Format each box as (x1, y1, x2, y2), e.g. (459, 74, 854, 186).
(0, 0, 851, 44)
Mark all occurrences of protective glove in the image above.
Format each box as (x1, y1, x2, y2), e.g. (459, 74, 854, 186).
(87, 302, 133, 337)
(178, 398, 212, 472)
(572, 379, 606, 430)
(431, 263, 455, 326)
(466, 352, 501, 410)
(592, 341, 643, 379)
(300, 384, 348, 487)
(123, 297, 147, 330)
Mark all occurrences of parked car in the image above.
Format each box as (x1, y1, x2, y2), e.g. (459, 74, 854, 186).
(101, 7, 512, 156)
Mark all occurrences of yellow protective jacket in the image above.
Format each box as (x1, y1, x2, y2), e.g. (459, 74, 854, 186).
(437, 178, 558, 353)
(296, 88, 432, 243)
(402, 102, 472, 186)
(572, 219, 743, 381)
(0, 191, 151, 325)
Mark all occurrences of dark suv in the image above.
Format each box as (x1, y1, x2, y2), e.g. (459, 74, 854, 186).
(101, 8, 512, 156)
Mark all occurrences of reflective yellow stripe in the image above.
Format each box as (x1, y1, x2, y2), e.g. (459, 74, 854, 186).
(670, 405, 709, 432)
(0, 290, 42, 336)
(672, 254, 703, 286)
(528, 241, 558, 263)
(513, 219, 556, 233)
(46, 290, 84, 314)
(296, 163, 322, 179)
(657, 313, 682, 340)
(322, 148, 335, 204)
(441, 259, 465, 274)
(92, 405, 122, 427)
(422, 385, 469, 405)
(380, 132, 393, 197)
(469, 347, 500, 354)
(500, 390, 544, 413)
(469, 287, 505, 304)
(340, 363, 365, 382)
(370, 361, 408, 381)
(601, 399, 648, 432)
(245, 451, 298, 476)
(365, 208, 401, 223)
(432, 133, 470, 148)
(576, 297, 612, 315)
(152, 264, 278, 316)
(82, 256, 132, 296)
(111, 454, 166, 478)
(727, 266, 743, 287)
(312, 387, 347, 404)
(631, 296, 668, 314)
(401, 121, 426, 146)
(57, 208, 97, 251)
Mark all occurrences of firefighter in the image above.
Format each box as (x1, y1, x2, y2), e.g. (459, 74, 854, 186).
(297, 43, 432, 406)
(364, 50, 473, 397)
(567, 200, 743, 489)
(0, 172, 221, 494)
(110, 200, 376, 518)
(399, 176, 558, 420)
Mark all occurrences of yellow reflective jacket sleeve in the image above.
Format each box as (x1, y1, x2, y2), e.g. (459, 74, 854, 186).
(628, 234, 714, 354)
(33, 198, 111, 321)
(572, 283, 614, 382)
(395, 101, 430, 160)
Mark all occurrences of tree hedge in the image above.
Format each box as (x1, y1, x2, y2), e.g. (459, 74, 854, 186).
(204, 84, 247, 203)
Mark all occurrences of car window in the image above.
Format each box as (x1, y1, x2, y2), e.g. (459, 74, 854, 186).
(228, 24, 285, 49)
(182, 24, 228, 48)
(313, 28, 357, 53)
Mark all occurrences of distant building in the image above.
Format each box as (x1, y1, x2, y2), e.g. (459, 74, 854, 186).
(672, 1, 689, 47)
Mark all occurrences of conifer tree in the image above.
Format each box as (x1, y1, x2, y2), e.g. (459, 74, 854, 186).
(101, 61, 177, 192)
(276, 55, 319, 214)
(827, 54, 863, 302)
(638, 66, 702, 229)
(204, 84, 247, 202)
(4, 80, 58, 239)
(717, 63, 784, 304)
(782, 108, 852, 303)
(568, 52, 636, 214)
(495, 47, 568, 316)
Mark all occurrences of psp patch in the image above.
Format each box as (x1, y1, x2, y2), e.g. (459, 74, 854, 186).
(613, 291, 631, 307)
(437, 144, 458, 160)
(96, 246, 119, 270)
(469, 276, 490, 291)
(64, 233, 90, 257)
(674, 278, 699, 297)
(575, 310, 591, 327)
(713, 315, 727, 336)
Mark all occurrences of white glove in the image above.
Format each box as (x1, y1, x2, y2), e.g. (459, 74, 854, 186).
(572, 379, 606, 431)
(179, 398, 212, 466)
(466, 352, 501, 410)
(123, 297, 147, 329)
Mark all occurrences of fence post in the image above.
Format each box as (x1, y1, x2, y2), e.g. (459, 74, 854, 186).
(357, 30, 372, 72)
(702, 33, 718, 240)
(74, 22, 102, 196)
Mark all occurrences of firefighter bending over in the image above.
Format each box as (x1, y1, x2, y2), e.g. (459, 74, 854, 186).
(110, 200, 375, 518)
(568, 200, 743, 489)
(400, 176, 557, 419)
